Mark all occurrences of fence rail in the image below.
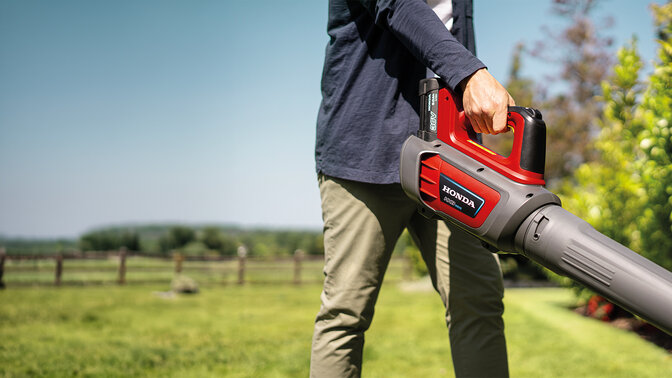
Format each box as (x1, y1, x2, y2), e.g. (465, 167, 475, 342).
(0, 248, 412, 288)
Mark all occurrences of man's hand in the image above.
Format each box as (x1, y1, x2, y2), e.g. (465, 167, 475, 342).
(460, 68, 515, 135)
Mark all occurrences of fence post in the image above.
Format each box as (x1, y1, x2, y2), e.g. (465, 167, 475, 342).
(237, 246, 247, 285)
(174, 252, 184, 274)
(294, 249, 304, 285)
(0, 247, 6, 289)
(55, 254, 63, 286)
(117, 247, 127, 285)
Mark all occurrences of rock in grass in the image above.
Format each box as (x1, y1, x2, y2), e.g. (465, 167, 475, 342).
(171, 275, 199, 294)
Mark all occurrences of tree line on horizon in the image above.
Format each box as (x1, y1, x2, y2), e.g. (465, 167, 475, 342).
(81, 225, 326, 257)
(1, 224, 325, 257)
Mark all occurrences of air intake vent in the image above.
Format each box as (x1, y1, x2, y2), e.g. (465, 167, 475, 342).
(562, 243, 616, 287)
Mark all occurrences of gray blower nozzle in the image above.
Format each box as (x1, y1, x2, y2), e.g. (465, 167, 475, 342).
(515, 204, 672, 334)
(402, 77, 672, 335)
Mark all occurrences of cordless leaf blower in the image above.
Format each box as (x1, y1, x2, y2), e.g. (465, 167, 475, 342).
(400, 78, 672, 334)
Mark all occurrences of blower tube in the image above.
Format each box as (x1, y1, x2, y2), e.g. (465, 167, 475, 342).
(515, 204, 672, 334)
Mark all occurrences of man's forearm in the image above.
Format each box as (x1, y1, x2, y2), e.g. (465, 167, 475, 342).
(359, 0, 485, 91)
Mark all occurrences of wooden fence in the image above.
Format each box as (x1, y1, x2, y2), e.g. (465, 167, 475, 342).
(0, 247, 413, 288)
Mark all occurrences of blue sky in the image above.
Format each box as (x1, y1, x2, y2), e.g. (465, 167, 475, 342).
(0, 0, 664, 238)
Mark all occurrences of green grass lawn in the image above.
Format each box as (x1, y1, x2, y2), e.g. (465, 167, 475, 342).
(1, 282, 670, 377)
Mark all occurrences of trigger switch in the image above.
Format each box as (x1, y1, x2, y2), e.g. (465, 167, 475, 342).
(524, 107, 543, 120)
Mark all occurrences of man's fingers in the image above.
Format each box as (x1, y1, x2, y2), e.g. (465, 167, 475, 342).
(460, 68, 517, 136)
(470, 115, 486, 134)
(469, 117, 482, 133)
(498, 95, 516, 134)
(492, 108, 508, 134)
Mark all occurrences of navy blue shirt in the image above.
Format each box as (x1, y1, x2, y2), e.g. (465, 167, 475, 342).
(315, 0, 485, 184)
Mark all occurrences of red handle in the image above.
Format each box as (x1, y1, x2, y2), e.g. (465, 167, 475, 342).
(436, 87, 545, 185)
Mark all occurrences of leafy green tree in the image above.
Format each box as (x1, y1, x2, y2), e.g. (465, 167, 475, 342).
(633, 2, 672, 269)
(296, 232, 324, 256)
(561, 40, 645, 250)
(201, 227, 225, 251)
(79, 229, 140, 251)
(171, 226, 196, 247)
(158, 226, 196, 253)
(201, 227, 239, 255)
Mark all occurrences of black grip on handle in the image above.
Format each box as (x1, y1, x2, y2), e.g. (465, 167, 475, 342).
(511, 106, 546, 175)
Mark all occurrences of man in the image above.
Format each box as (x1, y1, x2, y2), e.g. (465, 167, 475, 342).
(311, 1, 514, 377)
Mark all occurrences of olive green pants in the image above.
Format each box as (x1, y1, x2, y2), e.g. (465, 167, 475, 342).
(310, 175, 508, 378)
